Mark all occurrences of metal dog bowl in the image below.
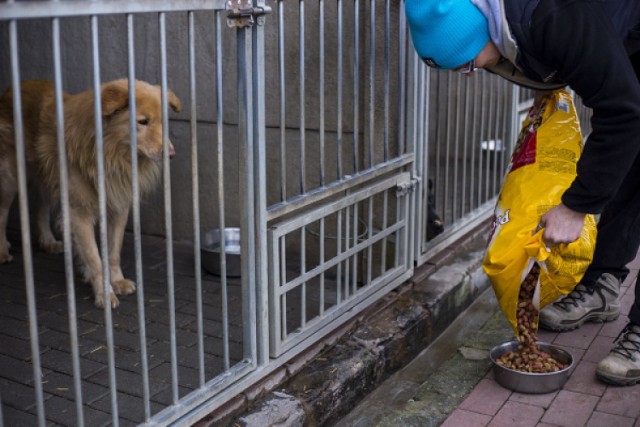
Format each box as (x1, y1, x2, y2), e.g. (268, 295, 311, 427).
(201, 228, 241, 277)
(489, 340, 574, 394)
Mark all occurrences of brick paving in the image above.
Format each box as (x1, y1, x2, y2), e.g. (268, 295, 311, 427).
(441, 253, 640, 427)
(0, 227, 245, 426)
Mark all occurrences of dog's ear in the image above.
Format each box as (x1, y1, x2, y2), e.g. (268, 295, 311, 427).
(101, 82, 129, 117)
(168, 89, 182, 112)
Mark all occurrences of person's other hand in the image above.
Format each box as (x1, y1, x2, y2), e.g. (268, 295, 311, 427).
(539, 203, 586, 245)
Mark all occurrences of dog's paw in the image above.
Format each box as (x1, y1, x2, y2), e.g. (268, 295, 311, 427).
(94, 292, 120, 309)
(0, 241, 12, 263)
(113, 279, 136, 296)
(41, 240, 64, 254)
(0, 252, 13, 264)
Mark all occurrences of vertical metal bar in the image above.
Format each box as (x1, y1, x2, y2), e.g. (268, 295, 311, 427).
(345, 205, 351, 298)
(280, 236, 287, 339)
(477, 72, 487, 205)
(299, 0, 306, 194)
(453, 74, 461, 220)
(278, 0, 287, 201)
(397, 0, 407, 157)
(461, 76, 470, 216)
(52, 14, 84, 426)
(319, 0, 325, 186)
(300, 227, 306, 327)
(158, 12, 179, 404)
(470, 74, 478, 209)
(237, 23, 258, 364)
(337, 0, 344, 179)
(353, 0, 360, 173)
(253, 0, 270, 367)
(351, 203, 358, 294)
(383, 0, 390, 162)
(381, 190, 389, 273)
(366, 197, 373, 285)
(336, 210, 343, 303)
(485, 76, 494, 201)
(491, 78, 500, 196)
(319, 218, 325, 315)
(91, 15, 119, 425)
(367, 0, 375, 169)
(215, 10, 230, 371)
(412, 54, 424, 252)
(443, 73, 452, 224)
(127, 15, 151, 421)
(9, 16, 46, 427)
(187, 11, 205, 387)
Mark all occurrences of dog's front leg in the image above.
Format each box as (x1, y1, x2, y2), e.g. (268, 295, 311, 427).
(0, 159, 17, 263)
(108, 209, 136, 297)
(70, 211, 119, 308)
(35, 185, 64, 254)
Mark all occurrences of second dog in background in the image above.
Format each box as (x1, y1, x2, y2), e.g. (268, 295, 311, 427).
(0, 79, 182, 308)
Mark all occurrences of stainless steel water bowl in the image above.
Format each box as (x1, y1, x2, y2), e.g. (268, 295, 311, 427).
(489, 340, 574, 394)
(201, 228, 241, 277)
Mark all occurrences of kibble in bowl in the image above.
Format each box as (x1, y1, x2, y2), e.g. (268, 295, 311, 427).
(490, 340, 574, 394)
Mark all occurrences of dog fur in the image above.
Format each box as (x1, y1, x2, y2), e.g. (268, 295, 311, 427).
(0, 79, 182, 308)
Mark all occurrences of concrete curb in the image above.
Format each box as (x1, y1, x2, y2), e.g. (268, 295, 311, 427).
(228, 231, 492, 427)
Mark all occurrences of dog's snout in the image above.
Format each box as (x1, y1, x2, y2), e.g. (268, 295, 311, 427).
(169, 141, 176, 159)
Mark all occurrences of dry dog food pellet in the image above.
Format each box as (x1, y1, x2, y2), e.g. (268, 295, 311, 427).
(496, 264, 568, 373)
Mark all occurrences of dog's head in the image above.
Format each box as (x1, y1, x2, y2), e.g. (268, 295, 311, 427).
(101, 79, 182, 162)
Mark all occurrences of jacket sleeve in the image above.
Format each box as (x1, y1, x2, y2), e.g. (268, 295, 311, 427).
(529, 0, 640, 214)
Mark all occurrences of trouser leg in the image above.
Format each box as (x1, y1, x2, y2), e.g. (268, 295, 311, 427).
(582, 51, 640, 325)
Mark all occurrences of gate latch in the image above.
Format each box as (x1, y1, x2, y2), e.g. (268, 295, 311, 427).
(227, 0, 272, 28)
(396, 176, 420, 198)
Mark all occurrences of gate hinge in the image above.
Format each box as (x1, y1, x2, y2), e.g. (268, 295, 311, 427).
(226, 0, 272, 28)
(396, 176, 420, 197)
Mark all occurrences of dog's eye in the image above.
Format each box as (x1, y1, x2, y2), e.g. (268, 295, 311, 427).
(137, 118, 149, 126)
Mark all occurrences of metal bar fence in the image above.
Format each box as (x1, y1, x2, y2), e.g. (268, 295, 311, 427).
(0, 1, 595, 426)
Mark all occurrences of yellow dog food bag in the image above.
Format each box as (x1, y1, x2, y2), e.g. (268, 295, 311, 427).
(482, 89, 597, 336)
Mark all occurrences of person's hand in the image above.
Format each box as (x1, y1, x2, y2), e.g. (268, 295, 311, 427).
(539, 203, 586, 245)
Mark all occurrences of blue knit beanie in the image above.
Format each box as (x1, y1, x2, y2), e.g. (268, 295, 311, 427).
(405, 0, 490, 70)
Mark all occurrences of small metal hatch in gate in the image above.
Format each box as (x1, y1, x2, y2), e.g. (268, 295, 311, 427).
(267, 172, 414, 357)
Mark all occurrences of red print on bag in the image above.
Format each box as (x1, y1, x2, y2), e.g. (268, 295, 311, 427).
(511, 130, 537, 172)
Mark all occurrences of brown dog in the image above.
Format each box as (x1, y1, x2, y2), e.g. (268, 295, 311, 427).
(0, 79, 182, 308)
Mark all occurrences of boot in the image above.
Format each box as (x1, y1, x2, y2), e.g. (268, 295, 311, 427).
(596, 323, 640, 386)
(539, 273, 620, 331)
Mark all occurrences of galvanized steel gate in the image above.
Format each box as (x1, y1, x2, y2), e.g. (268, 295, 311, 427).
(0, 1, 558, 426)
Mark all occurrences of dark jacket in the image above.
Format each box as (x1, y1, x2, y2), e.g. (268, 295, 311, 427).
(502, 0, 640, 214)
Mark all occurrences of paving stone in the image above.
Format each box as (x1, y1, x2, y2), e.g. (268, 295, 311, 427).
(586, 411, 635, 427)
(90, 391, 165, 424)
(39, 394, 112, 426)
(0, 353, 51, 385)
(0, 334, 32, 360)
(596, 385, 640, 418)
(552, 322, 602, 350)
(86, 365, 168, 398)
(2, 403, 46, 427)
(41, 370, 109, 405)
(458, 379, 512, 417)
(0, 378, 47, 411)
(440, 409, 492, 427)
(582, 335, 617, 363)
(487, 400, 544, 427)
(509, 390, 558, 409)
(563, 360, 607, 397)
(0, 315, 31, 340)
(147, 362, 201, 392)
(40, 348, 105, 378)
(540, 390, 599, 427)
